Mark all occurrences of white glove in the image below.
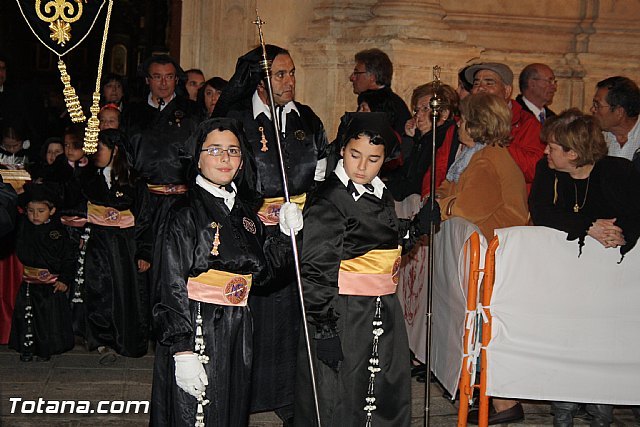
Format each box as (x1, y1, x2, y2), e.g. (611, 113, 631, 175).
(174, 352, 208, 398)
(279, 202, 304, 236)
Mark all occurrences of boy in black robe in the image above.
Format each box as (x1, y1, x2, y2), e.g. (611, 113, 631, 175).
(9, 182, 75, 361)
(295, 113, 438, 426)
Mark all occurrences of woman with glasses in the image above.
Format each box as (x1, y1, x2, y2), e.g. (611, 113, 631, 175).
(530, 108, 640, 260)
(387, 82, 459, 202)
(151, 118, 302, 427)
(529, 109, 640, 426)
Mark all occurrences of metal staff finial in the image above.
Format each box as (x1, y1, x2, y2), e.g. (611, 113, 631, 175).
(424, 64, 447, 427)
(252, 10, 323, 427)
(253, 12, 271, 75)
(433, 65, 442, 82)
(429, 65, 446, 118)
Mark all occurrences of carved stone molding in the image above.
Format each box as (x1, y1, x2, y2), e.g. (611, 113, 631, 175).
(181, 0, 640, 135)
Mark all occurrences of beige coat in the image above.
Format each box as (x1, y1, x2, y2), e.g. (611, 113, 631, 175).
(437, 144, 529, 240)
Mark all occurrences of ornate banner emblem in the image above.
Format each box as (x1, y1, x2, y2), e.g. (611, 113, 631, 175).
(16, 0, 107, 56)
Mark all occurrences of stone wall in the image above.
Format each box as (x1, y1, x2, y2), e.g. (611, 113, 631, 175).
(180, 0, 640, 136)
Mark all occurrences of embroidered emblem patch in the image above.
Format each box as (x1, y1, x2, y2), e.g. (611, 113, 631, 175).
(392, 256, 402, 284)
(38, 270, 51, 281)
(265, 205, 281, 224)
(49, 230, 61, 240)
(243, 217, 256, 234)
(104, 208, 120, 223)
(224, 276, 249, 305)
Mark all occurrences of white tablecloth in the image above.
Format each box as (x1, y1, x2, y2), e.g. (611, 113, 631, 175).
(397, 217, 486, 396)
(487, 226, 640, 405)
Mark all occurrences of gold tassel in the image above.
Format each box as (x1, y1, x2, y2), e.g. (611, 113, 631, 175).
(210, 222, 221, 256)
(84, 0, 114, 154)
(58, 59, 85, 123)
(83, 92, 101, 154)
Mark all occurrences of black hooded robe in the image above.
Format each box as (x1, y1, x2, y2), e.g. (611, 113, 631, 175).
(9, 216, 76, 359)
(121, 96, 203, 306)
(294, 173, 412, 426)
(150, 184, 289, 426)
(226, 103, 328, 413)
(75, 170, 153, 357)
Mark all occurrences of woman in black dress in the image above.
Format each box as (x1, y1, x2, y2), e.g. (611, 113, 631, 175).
(529, 108, 640, 426)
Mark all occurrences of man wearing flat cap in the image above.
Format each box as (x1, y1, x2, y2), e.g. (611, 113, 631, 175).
(466, 62, 545, 191)
(214, 44, 328, 425)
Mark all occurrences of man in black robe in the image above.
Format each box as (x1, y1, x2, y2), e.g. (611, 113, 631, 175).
(214, 45, 328, 424)
(121, 54, 203, 306)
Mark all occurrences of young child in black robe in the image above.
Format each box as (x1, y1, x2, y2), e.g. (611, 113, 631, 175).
(73, 129, 152, 363)
(151, 118, 301, 427)
(54, 125, 95, 244)
(295, 113, 438, 426)
(9, 182, 75, 361)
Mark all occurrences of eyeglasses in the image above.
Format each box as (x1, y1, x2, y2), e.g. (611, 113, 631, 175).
(201, 146, 242, 157)
(591, 101, 612, 111)
(149, 74, 176, 82)
(412, 105, 431, 115)
(351, 70, 368, 76)
(532, 77, 558, 85)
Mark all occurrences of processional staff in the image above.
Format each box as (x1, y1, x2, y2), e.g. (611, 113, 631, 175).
(252, 11, 323, 427)
(424, 65, 448, 427)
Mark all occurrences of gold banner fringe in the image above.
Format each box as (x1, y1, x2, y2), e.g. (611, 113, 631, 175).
(58, 59, 86, 123)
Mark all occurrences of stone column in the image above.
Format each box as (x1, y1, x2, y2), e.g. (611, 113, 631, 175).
(369, 0, 465, 42)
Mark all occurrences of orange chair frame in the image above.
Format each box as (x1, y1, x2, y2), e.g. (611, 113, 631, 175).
(457, 234, 500, 427)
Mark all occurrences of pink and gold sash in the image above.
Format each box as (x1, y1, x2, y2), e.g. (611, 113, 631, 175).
(87, 202, 135, 228)
(147, 183, 188, 195)
(338, 246, 402, 296)
(187, 269, 252, 306)
(60, 215, 87, 228)
(23, 266, 58, 284)
(257, 193, 306, 226)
